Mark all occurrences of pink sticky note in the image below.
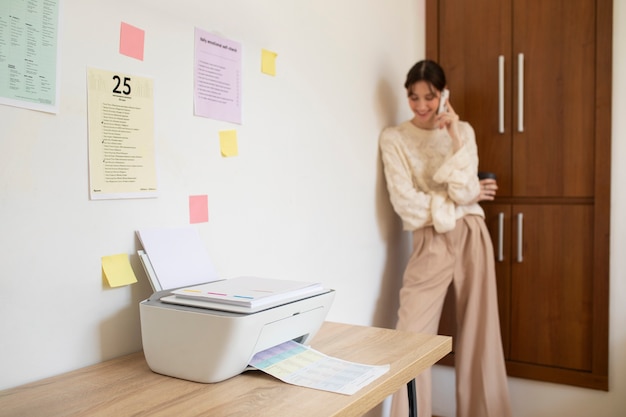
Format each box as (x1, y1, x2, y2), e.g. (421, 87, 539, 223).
(189, 195, 209, 224)
(119, 22, 145, 61)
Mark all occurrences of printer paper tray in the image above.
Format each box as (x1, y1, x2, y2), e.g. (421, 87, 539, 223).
(160, 289, 333, 314)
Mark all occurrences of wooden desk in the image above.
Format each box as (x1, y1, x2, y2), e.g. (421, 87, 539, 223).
(0, 322, 451, 417)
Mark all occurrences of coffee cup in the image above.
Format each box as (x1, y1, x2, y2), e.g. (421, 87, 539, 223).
(478, 171, 497, 180)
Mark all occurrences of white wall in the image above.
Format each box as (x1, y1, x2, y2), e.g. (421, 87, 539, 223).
(0, 0, 421, 392)
(1, 1, 625, 417)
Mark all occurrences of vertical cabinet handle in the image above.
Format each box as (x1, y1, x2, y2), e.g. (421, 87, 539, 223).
(516, 212, 524, 263)
(497, 212, 504, 262)
(498, 55, 505, 134)
(518, 53, 524, 133)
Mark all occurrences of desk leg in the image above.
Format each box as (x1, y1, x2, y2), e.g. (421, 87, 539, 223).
(407, 379, 418, 417)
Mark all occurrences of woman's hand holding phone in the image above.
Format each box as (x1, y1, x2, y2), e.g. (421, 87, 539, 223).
(435, 89, 462, 151)
(437, 88, 450, 114)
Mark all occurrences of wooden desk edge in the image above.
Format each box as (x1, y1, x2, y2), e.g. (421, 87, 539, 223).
(0, 322, 453, 417)
(315, 323, 452, 417)
(350, 335, 451, 416)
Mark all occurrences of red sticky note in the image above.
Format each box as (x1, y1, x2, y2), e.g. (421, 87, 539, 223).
(119, 22, 145, 61)
(189, 195, 209, 224)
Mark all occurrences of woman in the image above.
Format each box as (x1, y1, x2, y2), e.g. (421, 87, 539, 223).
(379, 60, 512, 417)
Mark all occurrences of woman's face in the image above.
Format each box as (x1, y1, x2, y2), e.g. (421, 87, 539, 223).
(407, 81, 443, 129)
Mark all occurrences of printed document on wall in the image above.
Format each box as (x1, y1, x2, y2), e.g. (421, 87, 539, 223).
(193, 28, 242, 124)
(0, 0, 61, 113)
(87, 67, 158, 200)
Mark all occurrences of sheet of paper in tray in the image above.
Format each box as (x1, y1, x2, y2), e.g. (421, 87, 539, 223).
(170, 276, 326, 310)
(249, 340, 390, 395)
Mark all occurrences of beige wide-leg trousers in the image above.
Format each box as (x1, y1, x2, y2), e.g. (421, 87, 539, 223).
(390, 215, 512, 417)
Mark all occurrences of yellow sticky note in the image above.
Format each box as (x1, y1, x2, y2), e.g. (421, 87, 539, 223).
(219, 130, 239, 157)
(261, 49, 278, 76)
(102, 254, 138, 288)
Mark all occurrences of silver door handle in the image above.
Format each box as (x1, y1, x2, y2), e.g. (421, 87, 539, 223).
(497, 212, 504, 262)
(516, 212, 524, 263)
(518, 53, 524, 133)
(499, 55, 505, 134)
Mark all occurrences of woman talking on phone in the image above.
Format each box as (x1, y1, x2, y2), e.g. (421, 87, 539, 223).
(379, 59, 512, 417)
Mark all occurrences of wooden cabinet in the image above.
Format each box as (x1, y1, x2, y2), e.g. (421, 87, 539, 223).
(428, 0, 611, 390)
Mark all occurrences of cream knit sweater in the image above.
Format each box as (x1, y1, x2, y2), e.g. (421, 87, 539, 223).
(379, 120, 484, 233)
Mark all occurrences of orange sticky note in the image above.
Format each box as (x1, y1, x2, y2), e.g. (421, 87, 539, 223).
(120, 22, 145, 61)
(189, 195, 209, 224)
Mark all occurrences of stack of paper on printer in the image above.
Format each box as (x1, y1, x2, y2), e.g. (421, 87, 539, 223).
(167, 276, 326, 313)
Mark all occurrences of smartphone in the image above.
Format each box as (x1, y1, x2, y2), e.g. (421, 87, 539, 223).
(438, 89, 450, 114)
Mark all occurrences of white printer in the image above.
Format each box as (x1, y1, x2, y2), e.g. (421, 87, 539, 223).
(140, 287, 335, 383)
(136, 227, 335, 384)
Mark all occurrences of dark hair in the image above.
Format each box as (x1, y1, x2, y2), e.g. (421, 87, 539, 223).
(404, 60, 447, 93)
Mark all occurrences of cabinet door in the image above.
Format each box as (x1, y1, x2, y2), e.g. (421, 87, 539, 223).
(438, 0, 597, 198)
(512, 0, 596, 197)
(428, 0, 611, 390)
(436, 205, 596, 374)
(509, 204, 594, 370)
(438, 0, 513, 196)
